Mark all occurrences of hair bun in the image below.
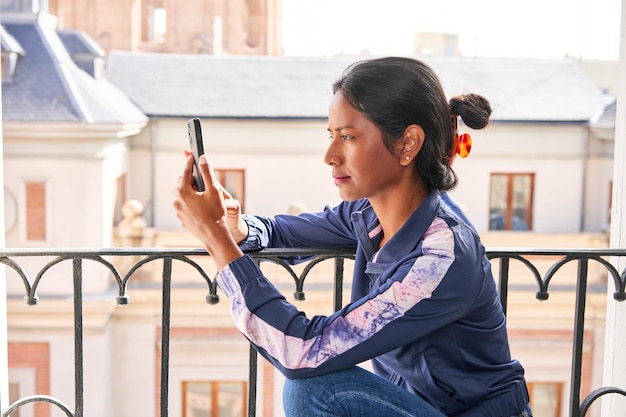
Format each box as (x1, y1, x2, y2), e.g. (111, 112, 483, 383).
(449, 94, 492, 130)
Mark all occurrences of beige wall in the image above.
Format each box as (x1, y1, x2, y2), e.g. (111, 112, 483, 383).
(2, 126, 132, 294)
(131, 118, 614, 235)
(580, 60, 619, 95)
(129, 118, 340, 230)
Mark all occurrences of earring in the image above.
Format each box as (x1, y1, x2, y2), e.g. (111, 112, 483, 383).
(405, 156, 410, 160)
(455, 133, 472, 158)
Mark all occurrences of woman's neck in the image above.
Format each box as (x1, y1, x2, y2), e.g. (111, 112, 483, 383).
(372, 184, 430, 249)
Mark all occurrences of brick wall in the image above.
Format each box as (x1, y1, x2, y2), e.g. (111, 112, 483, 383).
(8, 342, 51, 417)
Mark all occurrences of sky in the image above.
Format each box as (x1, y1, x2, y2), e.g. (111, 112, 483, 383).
(282, 0, 622, 60)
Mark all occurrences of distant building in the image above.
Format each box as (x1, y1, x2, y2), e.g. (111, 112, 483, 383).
(101, 52, 616, 236)
(1, 5, 147, 252)
(412, 32, 460, 57)
(580, 59, 619, 95)
(45, 0, 283, 55)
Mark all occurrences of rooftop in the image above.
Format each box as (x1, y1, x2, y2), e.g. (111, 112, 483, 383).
(104, 51, 613, 122)
(1, 13, 146, 125)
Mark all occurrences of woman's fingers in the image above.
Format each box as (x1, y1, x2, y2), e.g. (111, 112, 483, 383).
(180, 153, 195, 190)
(197, 154, 214, 191)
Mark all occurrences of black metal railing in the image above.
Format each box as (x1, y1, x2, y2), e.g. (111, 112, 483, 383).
(1, 247, 625, 417)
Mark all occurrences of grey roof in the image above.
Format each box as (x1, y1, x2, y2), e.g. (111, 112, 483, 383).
(104, 51, 613, 122)
(591, 98, 617, 129)
(0, 24, 24, 54)
(1, 16, 147, 124)
(428, 58, 613, 123)
(105, 52, 352, 119)
(57, 29, 105, 57)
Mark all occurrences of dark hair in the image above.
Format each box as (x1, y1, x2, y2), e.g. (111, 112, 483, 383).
(332, 57, 492, 192)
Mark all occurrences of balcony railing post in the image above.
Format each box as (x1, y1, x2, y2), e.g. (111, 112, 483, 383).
(73, 258, 84, 417)
(568, 258, 589, 417)
(247, 346, 257, 417)
(160, 257, 173, 417)
(496, 257, 510, 316)
(333, 257, 345, 313)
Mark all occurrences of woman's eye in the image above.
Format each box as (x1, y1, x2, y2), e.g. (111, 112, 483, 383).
(327, 133, 354, 141)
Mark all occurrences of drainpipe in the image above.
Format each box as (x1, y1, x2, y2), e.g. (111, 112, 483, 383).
(602, 0, 626, 414)
(149, 117, 157, 227)
(0, 71, 8, 414)
(580, 125, 589, 233)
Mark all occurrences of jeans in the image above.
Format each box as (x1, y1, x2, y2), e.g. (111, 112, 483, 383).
(516, 404, 534, 417)
(282, 366, 534, 417)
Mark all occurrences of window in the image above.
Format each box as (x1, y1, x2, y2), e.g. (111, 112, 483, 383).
(215, 169, 246, 212)
(2, 51, 20, 82)
(528, 382, 562, 417)
(9, 382, 20, 417)
(112, 174, 127, 226)
(153, 7, 167, 43)
(143, 3, 167, 44)
(24, 180, 48, 242)
(182, 381, 247, 417)
(489, 173, 534, 231)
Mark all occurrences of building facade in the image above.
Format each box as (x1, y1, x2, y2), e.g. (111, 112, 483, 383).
(46, 0, 283, 55)
(2, 1, 623, 416)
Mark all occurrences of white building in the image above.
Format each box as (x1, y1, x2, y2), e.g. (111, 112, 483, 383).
(102, 52, 615, 237)
(2, 2, 625, 417)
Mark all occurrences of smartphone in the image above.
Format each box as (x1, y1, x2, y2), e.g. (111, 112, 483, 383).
(187, 118, 206, 191)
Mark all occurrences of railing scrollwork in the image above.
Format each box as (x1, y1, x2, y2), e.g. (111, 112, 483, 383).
(1, 247, 625, 417)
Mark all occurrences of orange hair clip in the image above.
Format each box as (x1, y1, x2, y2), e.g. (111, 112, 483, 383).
(455, 133, 472, 158)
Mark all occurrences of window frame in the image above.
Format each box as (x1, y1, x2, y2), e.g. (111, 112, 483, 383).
(527, 381, 563, 417)
(215, 168, 246, 213)
(181, 380, 248, 417)
(19, 178, 52, 245)
(488, 172, 535, 231)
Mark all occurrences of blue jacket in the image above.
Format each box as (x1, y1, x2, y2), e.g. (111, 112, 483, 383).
(216, 191, 529, 416)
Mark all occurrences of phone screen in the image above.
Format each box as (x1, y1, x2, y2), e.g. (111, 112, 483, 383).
(187, 118, 206, 191)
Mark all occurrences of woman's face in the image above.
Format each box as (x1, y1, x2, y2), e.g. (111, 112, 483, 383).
(324, 92, 406, 202)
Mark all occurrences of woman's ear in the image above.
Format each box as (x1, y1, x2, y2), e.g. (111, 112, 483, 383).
(399, 124, 425, 165)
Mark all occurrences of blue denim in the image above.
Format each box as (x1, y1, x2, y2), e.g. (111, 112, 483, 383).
(282, 367, 534, 417)
(283, 367, 445, 417)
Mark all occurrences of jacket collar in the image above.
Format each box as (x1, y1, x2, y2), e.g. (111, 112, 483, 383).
(352, 191, 441, 265)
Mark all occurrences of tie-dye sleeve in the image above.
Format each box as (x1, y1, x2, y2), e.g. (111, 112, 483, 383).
(216, 217, 461, 380)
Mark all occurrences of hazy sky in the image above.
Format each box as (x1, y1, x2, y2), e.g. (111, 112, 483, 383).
(282, 0, 622, 60)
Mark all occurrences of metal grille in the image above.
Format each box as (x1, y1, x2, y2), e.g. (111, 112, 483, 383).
(1, 247, 625, 417)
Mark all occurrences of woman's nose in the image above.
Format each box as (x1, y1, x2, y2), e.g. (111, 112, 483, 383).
(323, 138, 339, 166)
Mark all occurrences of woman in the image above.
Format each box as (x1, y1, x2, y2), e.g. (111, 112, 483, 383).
(173, 57, 532, 417)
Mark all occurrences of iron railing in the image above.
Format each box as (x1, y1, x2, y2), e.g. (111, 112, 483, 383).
(1, 247, 626, 417)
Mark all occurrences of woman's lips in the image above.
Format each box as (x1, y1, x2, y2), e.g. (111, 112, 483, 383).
(333, 175, 350, 185)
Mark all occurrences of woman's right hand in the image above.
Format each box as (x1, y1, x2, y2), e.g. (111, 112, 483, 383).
(181, 149, 249, 244)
